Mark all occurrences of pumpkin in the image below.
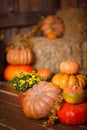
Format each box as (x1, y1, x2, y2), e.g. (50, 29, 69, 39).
(46, 33, 57, 39)
(4, 65, 34, 81)
(40, 15, 64, 39)
(6, 46, 33, 65)
(52, 73, 87, 89)
(59, 60, 80, 75)
(63, 85, 85, 104)
(57, 102, 87, 125)
(37, 68, 52, 80)
(23, 81, 62, 119)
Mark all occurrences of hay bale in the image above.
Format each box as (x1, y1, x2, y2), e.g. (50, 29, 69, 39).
(30, 37, 82, 74)
(81, 41, 87, 75)
(9, 8, 87, 75)
(56, 8, 87, 42)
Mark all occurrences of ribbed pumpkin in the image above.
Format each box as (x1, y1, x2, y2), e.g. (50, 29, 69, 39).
(52, 73, 87, 89)
(57, 102, 87, 125)
(63, 85, 85, 104)
(40, 15, 64, 39)
(59, 60, 80, 75)
(23, 81, 62, 119)
(6, 46, 33, 65)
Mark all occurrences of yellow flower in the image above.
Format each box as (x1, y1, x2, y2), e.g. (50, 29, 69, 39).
(13, 83, 17, 87)
(20, 80, 25, 85)
(29, 80, 33, 85)
(10, 71, 45, 92)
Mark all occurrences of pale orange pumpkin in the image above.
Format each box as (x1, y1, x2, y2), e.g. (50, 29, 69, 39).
(23, 81, 62, 119)
(59, 60, 80, 75)
(40, 15, 65, 39)
(6, 46, 33, 65)
(52, 73, 87, 89)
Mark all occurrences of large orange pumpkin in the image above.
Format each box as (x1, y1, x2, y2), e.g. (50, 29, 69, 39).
(4, 65, 34, 81)
(23, 81, 62, 119)
(40, 15, 65, 39)
(52, 73, 87, 89)
(59, 60, 80, 75)
(6, 46, 33, 65)
(57, 102, 87, 125)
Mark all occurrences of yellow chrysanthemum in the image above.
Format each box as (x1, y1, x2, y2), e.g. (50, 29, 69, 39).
(10, 71, 45, 92)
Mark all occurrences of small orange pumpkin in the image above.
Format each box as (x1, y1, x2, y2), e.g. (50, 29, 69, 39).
(37, 68, 52, 80)
(52, 73, 87, 89)
(4, 65, 34, 81)
(63, 85, 85, 104)
(46, 33, 57, 39)
(59, 60, 80, 75)
(23, 81, 62, 119)
(6, 46, 33, 65)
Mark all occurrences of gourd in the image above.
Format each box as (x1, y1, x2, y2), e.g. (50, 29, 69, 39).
(63, 85, 85, 104)
(4, 65, 34, 81)
(52, 73, 87, 89)
(40, 15, 65, 39)
(57, 102, 87, 125)
(59, 60, 80, 74)
(6, 46, 33, 65)
(23, 81, 62, 119)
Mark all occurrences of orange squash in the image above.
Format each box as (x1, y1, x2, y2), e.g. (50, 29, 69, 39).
(6, 46, 33, 65)
(52, 73, 87, 89)
(37, 68, 52, 80)
(23, 81, 62, 119)
(59, 60, 80, 75)
(46, 33, 57, 39)
(4, 65, 34, 81)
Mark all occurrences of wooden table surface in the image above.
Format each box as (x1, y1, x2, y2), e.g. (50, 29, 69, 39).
(0, 82, 87, 130)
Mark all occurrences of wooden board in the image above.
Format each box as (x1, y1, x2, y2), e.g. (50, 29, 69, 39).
(0, 82, 87, 130)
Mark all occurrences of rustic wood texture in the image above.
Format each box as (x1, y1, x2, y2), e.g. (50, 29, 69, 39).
(0, 10, 57, 29)
(0, 82, 87, 130)
(0, 40, 6, 81)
